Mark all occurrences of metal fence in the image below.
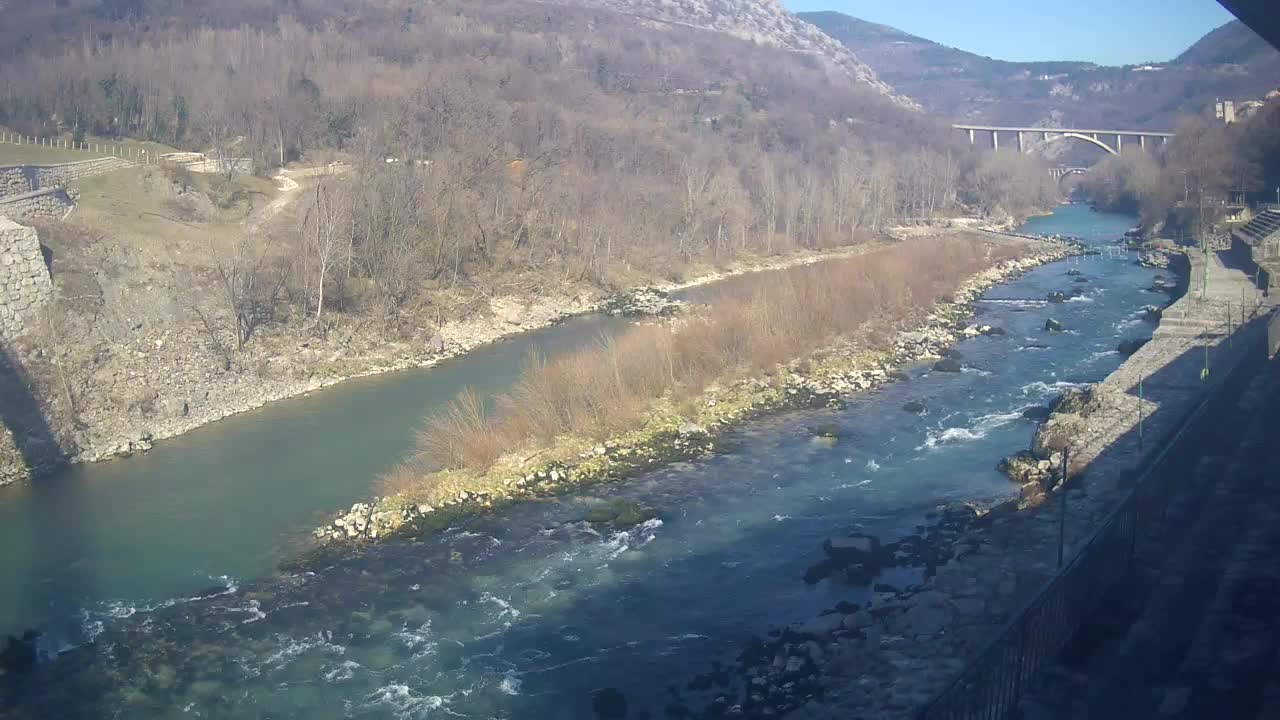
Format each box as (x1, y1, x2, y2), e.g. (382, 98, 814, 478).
(918, 317, 1269, 720)
(0, 130, 155, 163)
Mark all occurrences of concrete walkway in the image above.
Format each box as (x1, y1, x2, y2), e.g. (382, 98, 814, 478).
(1019, 358, 1280, 720)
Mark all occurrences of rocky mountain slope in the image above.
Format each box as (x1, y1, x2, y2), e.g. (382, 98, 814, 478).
(557, 0, 919, 109)
(802, 12, 1280, 130)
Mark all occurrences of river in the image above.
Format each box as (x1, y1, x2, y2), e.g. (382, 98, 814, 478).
(0, 206, 1159, 719)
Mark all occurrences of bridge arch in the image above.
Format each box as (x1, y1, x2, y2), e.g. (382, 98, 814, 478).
(1052, 167, 1089, 183)
(1047, 132, 1118, 156)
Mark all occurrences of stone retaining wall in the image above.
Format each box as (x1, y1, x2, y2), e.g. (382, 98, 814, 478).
(0, 217, 53, 339)
(0, 158, 134, 199)
(0, 188, 77, 221)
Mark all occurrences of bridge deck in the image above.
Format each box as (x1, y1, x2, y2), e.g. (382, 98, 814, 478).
(953, 124, 1175, 137)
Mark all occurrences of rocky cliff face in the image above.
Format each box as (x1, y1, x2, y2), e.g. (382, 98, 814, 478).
(557, 0, 919, 109)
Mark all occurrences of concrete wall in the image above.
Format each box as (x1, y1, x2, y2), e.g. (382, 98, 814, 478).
(0, 217, 53, 339)
(0, 188, 77, 221)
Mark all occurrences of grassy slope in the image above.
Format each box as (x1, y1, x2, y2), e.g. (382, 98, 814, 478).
(0, 129, 178, 166)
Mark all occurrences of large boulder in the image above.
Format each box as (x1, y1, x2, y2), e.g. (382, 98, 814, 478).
(1044, 318, 1063, 332)
(1021, 405, 1052, 421)
(902, 400, 927, 414)
(1047, 291, 1068, 304)
(932, 358, 962, 373)
(823, 533, 881, 562)
(1049, 386, 1100, 417)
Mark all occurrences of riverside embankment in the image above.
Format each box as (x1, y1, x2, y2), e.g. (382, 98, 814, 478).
(0, 206, 1180, 720)
(49, 241, 906, 468)
(683, 246, 1274, 720)
(315, 235, 1078, 543)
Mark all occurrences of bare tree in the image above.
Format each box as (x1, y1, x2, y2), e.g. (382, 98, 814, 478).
(301, 179, 351, 325)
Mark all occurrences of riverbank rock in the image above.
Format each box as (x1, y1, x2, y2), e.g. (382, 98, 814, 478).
(1138, 251, 1171, 269)
(892, 591, 955, 638)
(1044, 318, 1063, 332)
(1049, 386, 1101, 417)
(1021, 406, 1052, 421)
(1117, 338, 1150, 356)
(601, 288, 682, 317)
(902, 401, 927, 414)
(932, 358, 962, 373)
(1142, 305, 1163, 323)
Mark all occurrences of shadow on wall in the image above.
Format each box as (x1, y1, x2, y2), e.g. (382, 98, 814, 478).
(0, 339, 64, 484)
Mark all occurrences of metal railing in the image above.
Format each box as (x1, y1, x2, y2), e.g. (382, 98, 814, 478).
(918, 315, 1269, 720)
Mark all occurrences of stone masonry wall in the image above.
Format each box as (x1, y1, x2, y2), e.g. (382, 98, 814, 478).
(0, 188, 77, 221)
(0, 216, 53, 339)
(0, 158, 134, 199)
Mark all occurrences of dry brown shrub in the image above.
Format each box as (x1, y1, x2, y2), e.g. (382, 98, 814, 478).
(411, 236, 1024, 475)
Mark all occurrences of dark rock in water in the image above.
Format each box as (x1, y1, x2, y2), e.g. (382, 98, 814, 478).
(1045, 318, 1063, 332)
(982, 326, 1007, 336)
(823, 533, 881, 562)
(1047, 291, 1068, 303)
(1, 631, 38, 675)
(813, 423, 841, 439)
(1066, 268, 1083, 276)
(1141, 305, 1163, 323)
(1073, 276, 1089, 283)
(942, 348, 964, 360)
(1023, 342, 1051, 350)
(902, 400, 927, 414)
(932, 358, 962, 373)
(1117, 338, 1150, 356)
(584, 500, 659, 527)
(1022, 406, 1052, 421)
(592, 688, 628, 720)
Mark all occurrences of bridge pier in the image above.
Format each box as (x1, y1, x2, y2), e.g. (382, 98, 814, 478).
(1017, 131, 1024, 154)
(1140, 135, 1146, 150)
(1117, 134, 1123, 154)
(992, 130, 998, 151)
(968, 128, 974, 145)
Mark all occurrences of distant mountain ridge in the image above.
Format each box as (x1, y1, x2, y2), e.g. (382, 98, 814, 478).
(555, 0, 920, 109)
(801, 11, 1280, 130)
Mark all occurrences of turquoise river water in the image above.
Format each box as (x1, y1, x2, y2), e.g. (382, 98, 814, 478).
(0, 206, 1160, 719)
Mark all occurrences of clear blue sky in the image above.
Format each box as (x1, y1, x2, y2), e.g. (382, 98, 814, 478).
(783, 0, 1237, 66)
